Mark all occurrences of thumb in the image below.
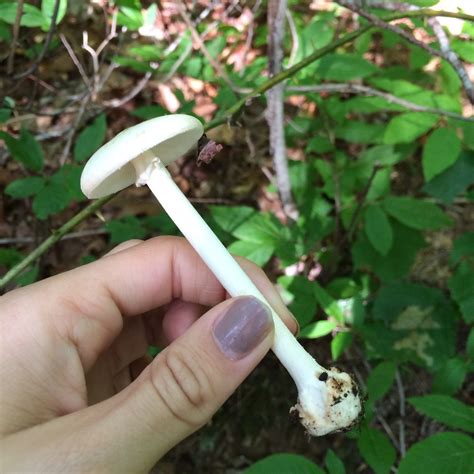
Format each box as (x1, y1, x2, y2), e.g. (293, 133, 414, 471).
(2, 296, 274, 473)
(127, 296, 274, 464)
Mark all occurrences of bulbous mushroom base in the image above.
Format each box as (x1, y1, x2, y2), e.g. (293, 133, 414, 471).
(290, 367, 362, 437)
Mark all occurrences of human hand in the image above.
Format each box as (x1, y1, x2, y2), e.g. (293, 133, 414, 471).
(0, 236, 296, 472)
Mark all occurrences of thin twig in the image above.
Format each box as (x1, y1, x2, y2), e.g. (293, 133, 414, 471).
(6, 0, 24, 75)
(14, 0, 61, 79)
(336, 0, 474, 104)
(395, 370, 406, 457)
(102, 72, 153, 108)
(346, 165, 380, 242)
(0, 228, 108, 246)
(0, 196, 114, 290)
(288, 84, 474, 122)
(266, 0, 298, 220)
(428, 17, 474, 104)
(59, 34, 92, 89)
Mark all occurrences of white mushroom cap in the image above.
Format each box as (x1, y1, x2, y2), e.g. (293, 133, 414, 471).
(80, 114, 204, 198)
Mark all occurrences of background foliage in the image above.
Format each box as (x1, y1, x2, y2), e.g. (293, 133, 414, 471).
(1, 0, 473, 472)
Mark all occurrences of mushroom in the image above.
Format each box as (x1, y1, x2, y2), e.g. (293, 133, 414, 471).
(80, 114, 362, 436)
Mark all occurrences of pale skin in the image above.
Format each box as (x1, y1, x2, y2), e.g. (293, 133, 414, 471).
(0, 236, 296, 473)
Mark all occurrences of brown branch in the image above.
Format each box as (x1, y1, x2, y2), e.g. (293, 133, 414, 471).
(266, 0, 298, 220)
(288, 84, 474, 122)
(428, 17, 474, 103)
(336, 0, 474, 104)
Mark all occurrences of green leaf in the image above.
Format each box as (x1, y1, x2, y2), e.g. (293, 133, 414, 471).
(331, 332, 352, 361)
(335, 121, 385, 144)
(209, 206, 256, 235)
(227, 241, 274, 267)
(366, 361, 397, 403)
(448, 262, 474, 323)
(370, 282, 456, 369)
(105, 216, 147, 244)
(352, 221, 425, 282)
(401, 0, 439, 6)
(467, 329, 474, 359)
(244, 453, 324, 474)
(232, 213, 283, 246)
(0, 129, 44, 172)
(432, 358, 467, 396)
(15, 265, 39, 287)
(51, 164, 85, 202)
(325, 449, 345, 474)
(0, 3, 47, 28)
(300, 320, 337, 339)
(357, 426, 396, 474)
(316, 54, 377, 80)
(383, 196, 453, 230)
(0, 248, 23, 267)
(422, 128, 461, 182)
(41, 0, 68, 27)
(278, 275, 318, 328)
(74, 114, 107, 162)
(409, 395, 474, 433)
(384, 113, 438, 144)
(131, 105, 167, 120)
(313, 282, 345, 323)
(450, 232, 474, 265)
(5, 176, 46, 198)
(451, 38, 474, 63)
(364, 205, 393, 256)
(32, 181, 71, 219)
(423, 151, 474, 204)
(0, 107, 12, 122)
(398, 432, 474, 474)
(117, 6, 143, 30)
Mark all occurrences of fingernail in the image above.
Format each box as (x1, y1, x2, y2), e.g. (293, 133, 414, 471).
(213, 296, 273, 360)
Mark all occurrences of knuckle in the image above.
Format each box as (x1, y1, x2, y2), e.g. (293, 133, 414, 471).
(149, 347, 215, 428)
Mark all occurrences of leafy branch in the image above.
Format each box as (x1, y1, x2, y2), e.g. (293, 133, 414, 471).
(1, 7, 473, 290)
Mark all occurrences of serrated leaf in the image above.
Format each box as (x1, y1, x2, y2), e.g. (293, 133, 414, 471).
(364, 205, 393, 256)
(448, 262, 474, 323)
(357, 426, 396, 474)
(105, 216, 147, 244)
(209, 206, 256, 235)
(398, 432, 474, 474)
(244, 453, 324, 474)
(232, 213, 283, 246)
(73, 113, 107, 162)
(227, 240, 274, 266)
(383, 196, 452, 230)
(409, 395, 474, 433)
(422, 128, 461, 182)
(383, 113, 438, 144)
(5, 176, 46, 198)
(32, 181, 71, 219)
(366, 361, 397, 403)
(300, 320, 336, 339)
(325, 449, 345, 474)
(0, 129, 44, 172)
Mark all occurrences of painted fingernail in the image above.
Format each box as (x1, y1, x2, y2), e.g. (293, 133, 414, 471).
(213, 296, 273, 360)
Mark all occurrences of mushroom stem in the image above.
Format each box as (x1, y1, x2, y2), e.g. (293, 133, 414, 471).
(133, 152, 362, 436)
